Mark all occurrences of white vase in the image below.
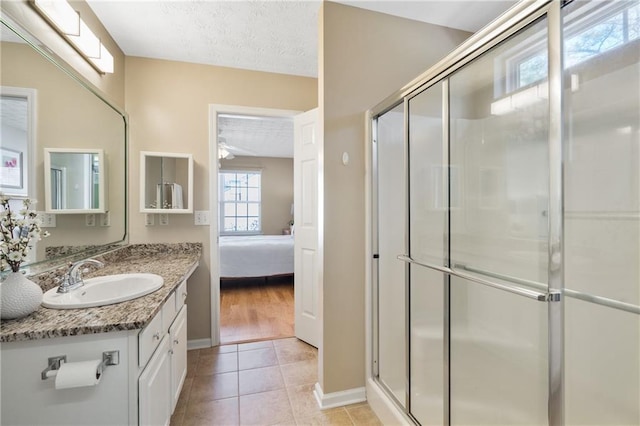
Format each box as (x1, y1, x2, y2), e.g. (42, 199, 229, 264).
(1, 271, 43, 320)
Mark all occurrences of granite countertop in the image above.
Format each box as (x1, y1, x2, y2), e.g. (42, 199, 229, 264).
(0, 243, 202, 343)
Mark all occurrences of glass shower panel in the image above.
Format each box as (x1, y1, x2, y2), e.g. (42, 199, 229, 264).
(449, 18, 550, 284)
(563, 0, 640, 305)
(376, 103, 407, 406)
(408, 81, 445, 266)
(450, 276, 548, 425)
(563, 1, 640, 423)
(565, 298, 640, 425)
(409, 265, 444, 425)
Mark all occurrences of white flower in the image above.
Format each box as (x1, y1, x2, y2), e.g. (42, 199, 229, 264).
(1, 197, 48, 271)
(8, 251, 22, 262)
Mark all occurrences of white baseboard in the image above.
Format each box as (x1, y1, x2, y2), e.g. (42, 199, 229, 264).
(187, 338, 212, 350)
(366, 378, 411, 425)
(313, 382, 366, 409)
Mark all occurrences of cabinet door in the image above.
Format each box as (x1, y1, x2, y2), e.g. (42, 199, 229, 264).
(170, 305, 188, 411)
(139, 335, 171, 426)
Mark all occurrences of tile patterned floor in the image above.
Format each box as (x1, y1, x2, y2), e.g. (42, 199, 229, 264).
(171, 338, 382, 426)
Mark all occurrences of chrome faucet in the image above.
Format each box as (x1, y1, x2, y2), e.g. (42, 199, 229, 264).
(57, 259, 104, 293)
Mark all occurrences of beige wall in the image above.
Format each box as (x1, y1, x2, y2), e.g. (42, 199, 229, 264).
(125, 56, 317, 340)
(1, 0, 125, 107)
(320, 2, 470, 394)
(220, 156, 294, 236)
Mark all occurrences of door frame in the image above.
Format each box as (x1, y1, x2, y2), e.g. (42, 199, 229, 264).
(208, 104, 302, 346)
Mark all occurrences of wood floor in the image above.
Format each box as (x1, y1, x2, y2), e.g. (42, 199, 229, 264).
(220, 276, 294, 344)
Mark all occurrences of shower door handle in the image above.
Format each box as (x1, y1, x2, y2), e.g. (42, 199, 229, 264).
(397, 255, 551, 302)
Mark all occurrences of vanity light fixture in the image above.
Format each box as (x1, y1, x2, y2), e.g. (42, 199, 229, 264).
(31, 0, 114, 74)
(32, 0, 80, 36)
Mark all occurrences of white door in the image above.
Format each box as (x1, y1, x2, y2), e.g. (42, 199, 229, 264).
(294, 108, 321, 348)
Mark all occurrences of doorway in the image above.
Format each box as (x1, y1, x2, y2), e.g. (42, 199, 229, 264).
(209, 105, 301, 346)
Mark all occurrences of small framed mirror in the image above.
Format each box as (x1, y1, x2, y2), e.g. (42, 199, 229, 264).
(44, 148, 106, 213)
(140, 151, 193, 213)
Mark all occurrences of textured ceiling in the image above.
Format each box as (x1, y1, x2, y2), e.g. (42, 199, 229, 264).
(218, 114, 294, 158)
(86, 0, 321, 77)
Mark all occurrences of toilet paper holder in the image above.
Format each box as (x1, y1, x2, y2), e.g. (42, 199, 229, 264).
(41, 351, 119, 380)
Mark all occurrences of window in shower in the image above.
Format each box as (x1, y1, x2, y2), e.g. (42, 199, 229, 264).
(505, 0, 640, 93)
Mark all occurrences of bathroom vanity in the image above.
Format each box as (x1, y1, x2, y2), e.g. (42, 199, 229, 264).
(0, 244, 201, 425)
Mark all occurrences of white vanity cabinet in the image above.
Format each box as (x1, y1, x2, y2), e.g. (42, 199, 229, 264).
(138, 288, 188, 426)
(0, 278, 191, 426)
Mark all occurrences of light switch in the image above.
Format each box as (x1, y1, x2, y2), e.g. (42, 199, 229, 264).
(38, 212, 56, 227)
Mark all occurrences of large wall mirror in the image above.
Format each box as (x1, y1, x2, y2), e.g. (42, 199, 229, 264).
(0, 16, 127, 268)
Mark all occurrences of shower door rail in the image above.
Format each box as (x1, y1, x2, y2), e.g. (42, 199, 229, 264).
(563, 290, 640, 316)
(397, 255, 554, 302)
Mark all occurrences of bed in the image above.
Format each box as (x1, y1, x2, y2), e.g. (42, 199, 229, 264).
(219, 235, 294, 278)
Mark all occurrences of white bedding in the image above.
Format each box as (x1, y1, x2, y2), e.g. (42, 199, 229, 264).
(219, 235, 294, 278)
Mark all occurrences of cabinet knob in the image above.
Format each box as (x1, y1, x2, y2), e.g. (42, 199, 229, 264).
(153, 331, 161, 340)
(174, 339, 179, 345)
(168, 349, 174, 355)
(182, 292, 188, 299)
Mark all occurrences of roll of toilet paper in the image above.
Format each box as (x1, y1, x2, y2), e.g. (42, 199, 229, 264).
(54, 359, 102, 389)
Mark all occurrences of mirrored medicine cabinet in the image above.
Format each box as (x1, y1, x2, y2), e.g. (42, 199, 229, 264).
(44, 148, 106, 213)
(140, 151, 193, 214)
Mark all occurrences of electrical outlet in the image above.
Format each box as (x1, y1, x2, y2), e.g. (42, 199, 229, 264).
(100, 211, 110, 227)
(145, 214, 155, 226)
(194, 210, 210, 225)
(38, 212, 56, 227)
(85, 214, 96, 227)
(159, 213, 169, 225)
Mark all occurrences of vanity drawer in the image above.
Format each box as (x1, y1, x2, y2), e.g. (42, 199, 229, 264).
(162, 292, 177, 333)
(139, 310, 163, 367)
(175, 280, 187, 312)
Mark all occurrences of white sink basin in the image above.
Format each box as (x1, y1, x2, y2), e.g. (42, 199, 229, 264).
(42, 273, 164, 309)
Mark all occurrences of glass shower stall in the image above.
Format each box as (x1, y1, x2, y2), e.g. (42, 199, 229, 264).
(371, 0, 639, 425)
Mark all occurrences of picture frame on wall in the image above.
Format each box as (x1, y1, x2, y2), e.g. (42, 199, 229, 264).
(0, 147, 24, 192)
